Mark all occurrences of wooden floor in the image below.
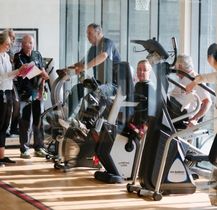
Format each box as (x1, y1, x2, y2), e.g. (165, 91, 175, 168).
(0, 147, 216, 210)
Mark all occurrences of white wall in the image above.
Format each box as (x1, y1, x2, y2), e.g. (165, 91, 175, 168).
(0, 0, 60, 68)
(0, 0, 60, 109)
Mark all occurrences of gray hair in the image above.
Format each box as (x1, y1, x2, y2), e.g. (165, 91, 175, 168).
(87, 23, 103, 33)
(176, 54, 194, 71)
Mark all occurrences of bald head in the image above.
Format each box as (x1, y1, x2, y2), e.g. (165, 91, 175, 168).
(137, 59, 152, 82)
(22, 34, 34, 55)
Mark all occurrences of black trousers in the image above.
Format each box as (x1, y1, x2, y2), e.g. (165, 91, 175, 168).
(10, 90, 20, 133)
(0, 90, 13, 147)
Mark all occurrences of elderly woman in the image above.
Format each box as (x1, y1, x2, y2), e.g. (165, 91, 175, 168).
(0, 31, 28, 166)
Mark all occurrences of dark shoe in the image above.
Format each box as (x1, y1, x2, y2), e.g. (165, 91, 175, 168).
(6, 132, 11, 137)
(0, 157, 16, 164)
(10, 130, 19, 135)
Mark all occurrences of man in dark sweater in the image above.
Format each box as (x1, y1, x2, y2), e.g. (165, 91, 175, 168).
(14, 34, 49, 159)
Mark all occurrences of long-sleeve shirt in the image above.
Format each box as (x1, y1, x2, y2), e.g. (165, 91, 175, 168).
(0, 52, 13, 91)
(199, 72, 217, 83)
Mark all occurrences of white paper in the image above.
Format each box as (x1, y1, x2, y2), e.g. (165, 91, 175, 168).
(25, 66, 42, 79)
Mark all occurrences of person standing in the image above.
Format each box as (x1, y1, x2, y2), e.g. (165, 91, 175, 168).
(4, 29, 20, 137)
(186, 43, 217, 92)
(185, 43, 217, 206)
(69, 23, 121, 84)
(0, 31, 28, 166)
(14, 34, 49, 159)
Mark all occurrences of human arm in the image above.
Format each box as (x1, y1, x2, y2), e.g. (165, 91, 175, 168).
(72, 52, 108, 74)
(69, 38, 115, 74)
(36, 51, 49, 80)
(40, 67, 49, 80)
(1, 69, 19, 79)
(0, 64, 31, 80)
(187, 97, 212, 127)
(13, 51, 49, 80)
(185, 75, 204, 93)
(186, 72, 217, 93)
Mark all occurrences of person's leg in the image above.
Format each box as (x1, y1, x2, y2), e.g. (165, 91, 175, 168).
(10, 86, 20, 135)
(10, 97, 20, 135)
(0, 91, 14, 164)
(0, 107, 7, 160)
(19, 101, 32, 157)
(32, 100, 47, 157)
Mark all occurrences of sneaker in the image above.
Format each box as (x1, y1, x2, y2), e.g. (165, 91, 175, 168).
(35, 148, 48, 157)
(20, 150, 31, 159)
(0, 162, 5, 167)
(0, 157, 16, 164)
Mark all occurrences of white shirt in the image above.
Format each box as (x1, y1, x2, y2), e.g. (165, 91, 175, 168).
(0, 52, 13, 91)
(170, 76, 211, 116)
(199, 72, 217, 108)
(200, 72, 217, 83)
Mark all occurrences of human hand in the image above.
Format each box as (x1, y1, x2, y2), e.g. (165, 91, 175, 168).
(40, 69, 49, 80)
(185, 81, 197, 94)
(73, 63, 84, 74)
(187, 119, 197, 128)
(17, 63, 33, 77)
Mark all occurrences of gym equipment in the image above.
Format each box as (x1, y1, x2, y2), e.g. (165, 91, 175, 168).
(45, 73, 116, 171)
(94, 62, 144, 183)
(126, 38, 217, 201)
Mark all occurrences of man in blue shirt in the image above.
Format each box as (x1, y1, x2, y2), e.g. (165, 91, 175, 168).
(70, 23, 121, 84)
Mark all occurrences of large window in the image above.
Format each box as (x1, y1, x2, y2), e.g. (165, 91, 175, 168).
(128, 0, 150, 69)
(158, 0, 179, 65)
(199, 0, 217, 74)
(60, 0, 151, 72)
(59, 0, 217, 172)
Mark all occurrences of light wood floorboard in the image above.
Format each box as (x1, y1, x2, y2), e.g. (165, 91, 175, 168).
(0, 147, 216, 210)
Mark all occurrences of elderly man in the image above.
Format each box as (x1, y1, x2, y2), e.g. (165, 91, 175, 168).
(169, 54, 212, 128)
(69, 23, 121, 84)
(14, 34, 49, 159)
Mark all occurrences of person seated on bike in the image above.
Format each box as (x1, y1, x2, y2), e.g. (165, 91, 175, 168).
(127, 59, 155, 138)
(168, 54, 212, 129)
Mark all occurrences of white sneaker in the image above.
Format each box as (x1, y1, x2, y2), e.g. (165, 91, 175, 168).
(20, 150, 31, 159)
(35, 148, 48, 157)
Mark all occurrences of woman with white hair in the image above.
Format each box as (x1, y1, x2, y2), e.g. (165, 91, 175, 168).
(0, 31, 27, 166)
